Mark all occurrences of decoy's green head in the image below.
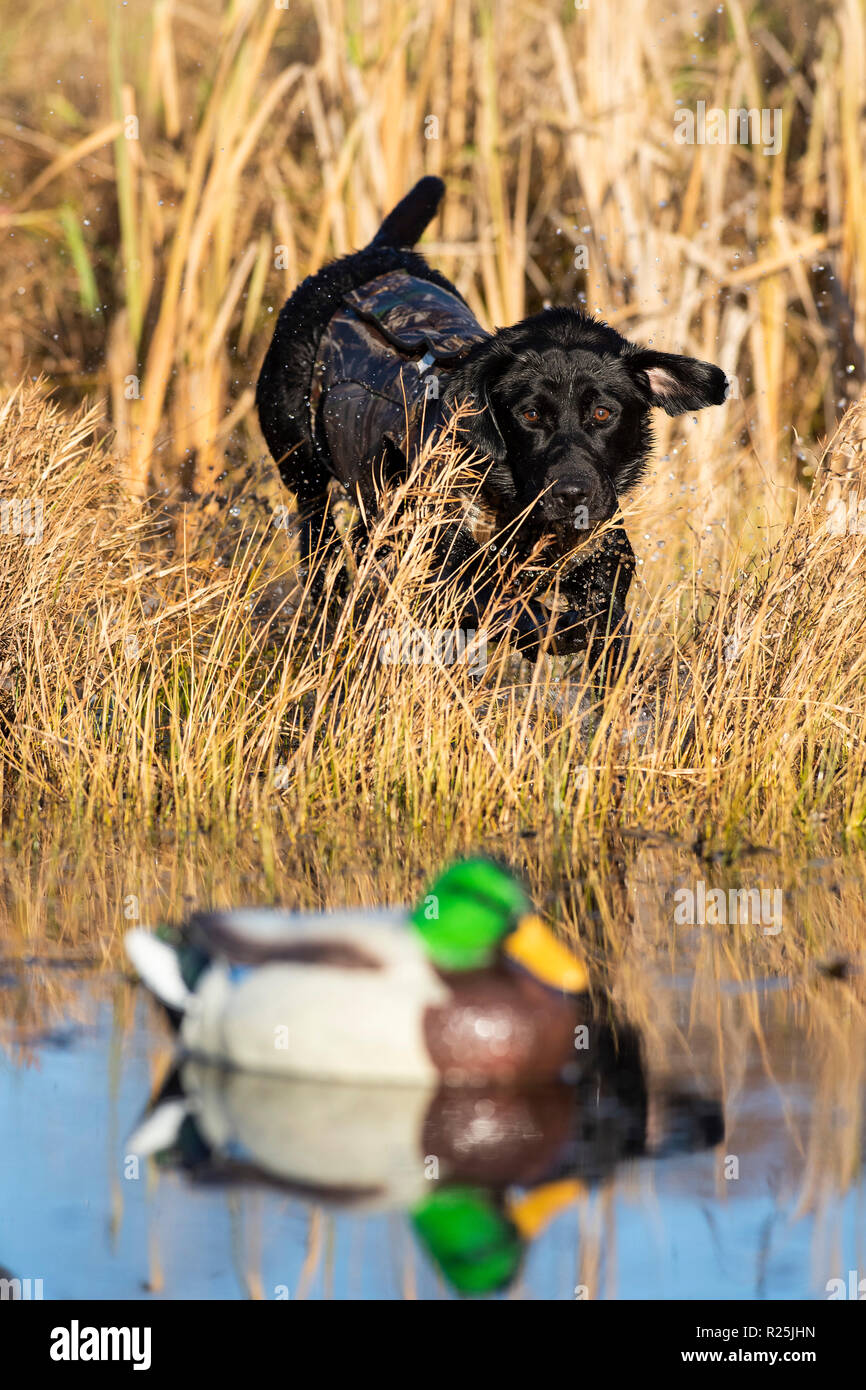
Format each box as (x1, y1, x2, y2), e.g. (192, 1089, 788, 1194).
(410, 858, 588, 994)
(411, 1186, 522, 1295)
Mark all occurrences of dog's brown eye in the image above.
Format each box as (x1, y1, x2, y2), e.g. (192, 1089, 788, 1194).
(592, 406, 612, 423)
(521, 408, 540, 423)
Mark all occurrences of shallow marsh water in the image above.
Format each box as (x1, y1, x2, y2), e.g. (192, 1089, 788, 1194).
(1, 832, 864, 1300)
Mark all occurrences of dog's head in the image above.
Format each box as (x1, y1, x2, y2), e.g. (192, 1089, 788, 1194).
(446, 308, 728, 546)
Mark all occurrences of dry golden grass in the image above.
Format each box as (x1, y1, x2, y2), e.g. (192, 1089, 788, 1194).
(0, 376, 864, 851)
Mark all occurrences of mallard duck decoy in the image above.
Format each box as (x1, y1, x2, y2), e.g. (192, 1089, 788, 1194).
(125, 858, 590, 1085)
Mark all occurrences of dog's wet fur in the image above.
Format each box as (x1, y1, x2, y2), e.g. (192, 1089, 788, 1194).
(256, 177, 728, 667)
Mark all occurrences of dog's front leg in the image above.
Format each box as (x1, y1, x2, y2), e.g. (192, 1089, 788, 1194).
(553, 530, 636, 678)
(554, 603, 631, 680)
(436, 523, 565, 662)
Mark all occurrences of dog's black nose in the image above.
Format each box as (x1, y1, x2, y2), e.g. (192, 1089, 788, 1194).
(551, 482, 589, 506)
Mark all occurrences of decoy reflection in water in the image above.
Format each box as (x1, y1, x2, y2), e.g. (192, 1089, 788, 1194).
(129, 1016, 723, 1296)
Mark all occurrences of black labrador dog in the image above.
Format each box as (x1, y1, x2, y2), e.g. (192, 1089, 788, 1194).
(256, 177, 728, 667)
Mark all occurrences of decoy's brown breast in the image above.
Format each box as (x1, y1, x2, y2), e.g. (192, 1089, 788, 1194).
(422, 968, 579, 1086)
(421, 1084, 575, 1187)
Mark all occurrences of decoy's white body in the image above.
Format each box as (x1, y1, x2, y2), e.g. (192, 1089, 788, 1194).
(126, 909, 450, 1084)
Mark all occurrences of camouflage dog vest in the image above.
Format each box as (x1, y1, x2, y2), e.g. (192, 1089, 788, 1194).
(309, 269, 488, 491)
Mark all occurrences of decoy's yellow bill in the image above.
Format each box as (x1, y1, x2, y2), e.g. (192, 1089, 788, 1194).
(508, 1178, 587, 1240)
(504, 914, 589, 994)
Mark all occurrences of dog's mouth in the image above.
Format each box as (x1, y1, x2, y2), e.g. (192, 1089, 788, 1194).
(504, 524, 612, 613)
(457, 490, 615, 579)
(526, 519, 613, 571)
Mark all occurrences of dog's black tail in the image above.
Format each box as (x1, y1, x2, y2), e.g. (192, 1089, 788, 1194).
(370, 176, 445, 249)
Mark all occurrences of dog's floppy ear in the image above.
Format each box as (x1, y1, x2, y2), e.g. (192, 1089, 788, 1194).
(456, 349, 508, 459)
(627, 349, 729, 416)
